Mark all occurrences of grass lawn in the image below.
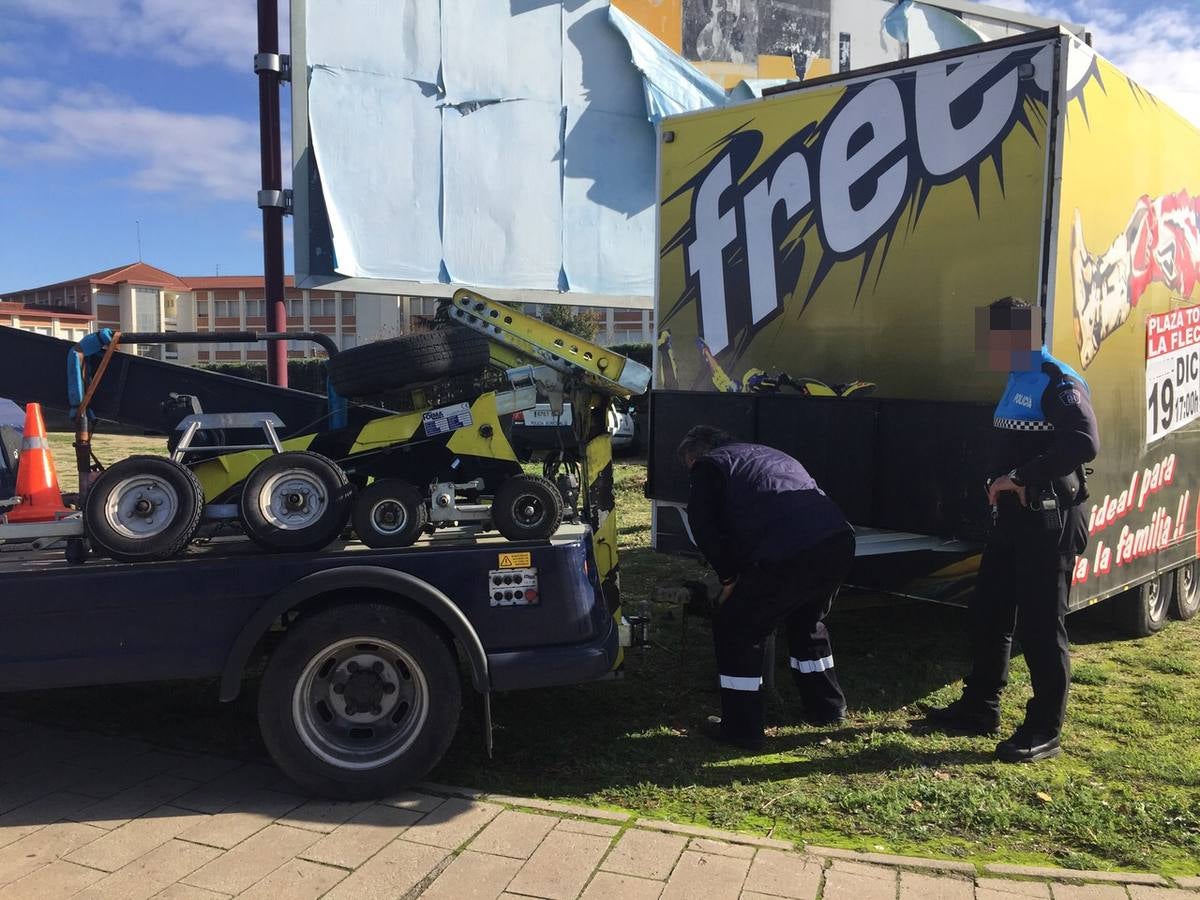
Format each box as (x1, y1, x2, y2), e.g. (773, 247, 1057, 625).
(8, 443, 1200, 874)
(45, 431, 171, 495)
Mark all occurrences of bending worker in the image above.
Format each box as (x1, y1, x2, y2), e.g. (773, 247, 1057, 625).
(926, 297, 1098, 762)
(678, 425, 855, 751)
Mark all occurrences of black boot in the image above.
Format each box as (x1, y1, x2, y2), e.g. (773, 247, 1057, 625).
(699, 715, 765, 752)
(922, 698, 1001, 735)
(995, 724, 1061, 763)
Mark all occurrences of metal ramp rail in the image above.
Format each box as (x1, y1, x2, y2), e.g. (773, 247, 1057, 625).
(0, 325, 382, 439)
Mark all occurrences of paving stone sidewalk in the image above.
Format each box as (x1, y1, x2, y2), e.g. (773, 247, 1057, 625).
(0, 716, 1196, 900)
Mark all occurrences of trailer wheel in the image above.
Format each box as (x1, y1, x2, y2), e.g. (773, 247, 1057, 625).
(1172, 562, 1199, 621)
(352, 480, 428, 548)
(1117, 573, 1174, 637)
(492, 474, 563, 541)
(84, 456, 204, 562)
(326, 327, 490, 397)
(240, 451, 353, 553)
(258, 603, 461, 799)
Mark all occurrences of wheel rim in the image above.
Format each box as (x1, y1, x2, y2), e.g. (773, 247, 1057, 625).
(369, 498, 409, 536)
(258, 469, 328, 531)
(103, 475, 179, 540)
(510, 491, 548, 530)
(1147, 577, 1169, 623)
(292, 637, 429, 770)
(1181, 565, 1198, 609)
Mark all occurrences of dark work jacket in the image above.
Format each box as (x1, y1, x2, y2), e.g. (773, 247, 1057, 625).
(686, 443, 851, 583)
(988, 348, 1100, 501)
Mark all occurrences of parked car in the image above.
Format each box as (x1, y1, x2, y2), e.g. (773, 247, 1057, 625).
(511, 401, 639, 455)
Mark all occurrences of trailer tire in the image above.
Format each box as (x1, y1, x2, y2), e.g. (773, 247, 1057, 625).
(1172, 561, 1199, 621)
(326, 327, 490, 397)
(258, 602, 462, 799)
(84, 456, 204, 562)
(352, 480, 428, 548)
(240, 451, 353, 553)
(1117, 573, 1174, 637)
(492, 474, 564, 541)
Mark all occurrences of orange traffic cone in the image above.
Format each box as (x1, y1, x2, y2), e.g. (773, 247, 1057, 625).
(4, 403, 72, 523)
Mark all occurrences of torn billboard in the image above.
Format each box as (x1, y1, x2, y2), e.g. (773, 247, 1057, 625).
(298, 0, 658, 300)
(293, 0, 1069, 302)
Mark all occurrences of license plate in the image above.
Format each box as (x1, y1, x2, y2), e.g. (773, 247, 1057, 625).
(524, 407, 572, 427)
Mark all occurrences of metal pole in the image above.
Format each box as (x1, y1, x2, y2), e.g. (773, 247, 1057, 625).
(257, 0, 288, 387)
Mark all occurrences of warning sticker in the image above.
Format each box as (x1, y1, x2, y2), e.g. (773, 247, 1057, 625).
(423, 402, 473, 437)
(498, 552, 532, 569)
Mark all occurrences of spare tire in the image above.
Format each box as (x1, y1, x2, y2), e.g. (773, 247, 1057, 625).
(327, 328, 490, 397)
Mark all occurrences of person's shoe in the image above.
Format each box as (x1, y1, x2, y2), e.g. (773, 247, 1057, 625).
(995, 726, 1061, 763)
(699, 715, 765, 752)
(803, 706, 848, 727)
(922, 698, 1001, 735)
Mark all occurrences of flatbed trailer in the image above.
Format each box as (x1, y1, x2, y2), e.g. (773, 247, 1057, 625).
(0, 523, 617, 797)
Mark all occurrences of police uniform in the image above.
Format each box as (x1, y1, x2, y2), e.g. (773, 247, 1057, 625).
(953, 347, 1099, 757)
(687, 442, 855, 747)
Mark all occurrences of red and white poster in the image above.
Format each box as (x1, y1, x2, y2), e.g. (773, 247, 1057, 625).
(1145, 306, 1200, 444)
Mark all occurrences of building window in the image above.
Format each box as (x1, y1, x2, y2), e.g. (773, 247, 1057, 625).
(310, 298, 335, 318)
(342, 298, 355, 316)
(214, 300, 235, 318)
(287, 299, 305, 317)
(341, 334, 358, 349)
(164, 343, 179, 360)
(245, 299, 264, 318)
(196, 299, 209, 316)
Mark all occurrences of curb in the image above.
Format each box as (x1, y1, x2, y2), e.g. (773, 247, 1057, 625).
(413, 783, 1199, 892)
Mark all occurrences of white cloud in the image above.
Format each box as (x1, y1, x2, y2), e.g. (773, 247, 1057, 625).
(0, 0, 289, 70)
(0, 78, 259, 200)
(968, 1, 1200, 127)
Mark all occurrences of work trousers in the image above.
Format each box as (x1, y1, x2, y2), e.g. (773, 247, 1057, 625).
(712, 530, 855, 741)
(963, 504, 1087, 734)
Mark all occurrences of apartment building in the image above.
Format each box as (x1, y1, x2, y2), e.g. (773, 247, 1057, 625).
(1, 263, 653, 362)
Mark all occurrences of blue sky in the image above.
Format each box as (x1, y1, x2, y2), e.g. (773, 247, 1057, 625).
(0, 0, 1196, 294)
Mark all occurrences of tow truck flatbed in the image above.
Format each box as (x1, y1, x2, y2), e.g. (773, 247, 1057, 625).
(0, 522, 616, 697)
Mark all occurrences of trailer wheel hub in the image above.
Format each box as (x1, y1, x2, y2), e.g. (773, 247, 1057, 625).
(259, 469, 328, 530)
(369, 499, 408, 535)
(103, 475, 179, 540)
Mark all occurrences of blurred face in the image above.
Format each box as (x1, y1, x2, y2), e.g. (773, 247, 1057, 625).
(975, 304, 1041, 372)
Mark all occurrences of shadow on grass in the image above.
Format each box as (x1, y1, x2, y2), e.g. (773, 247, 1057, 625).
(0, 547, 1151, 802)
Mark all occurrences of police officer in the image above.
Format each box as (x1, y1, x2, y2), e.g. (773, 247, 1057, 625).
(679, 425, 855, 751)
(926, 297, 1099, 762)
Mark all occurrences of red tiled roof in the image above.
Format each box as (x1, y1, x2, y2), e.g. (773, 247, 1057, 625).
(0, 301, 90, 320)
(89, 262, 190, 290)
(0, 261, 190, 298)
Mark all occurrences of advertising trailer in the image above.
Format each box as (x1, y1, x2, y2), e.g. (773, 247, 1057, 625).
(647, 29, 1200, 631)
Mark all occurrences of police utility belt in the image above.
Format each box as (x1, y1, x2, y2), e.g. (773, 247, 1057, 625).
(990, 467, 1088, 532)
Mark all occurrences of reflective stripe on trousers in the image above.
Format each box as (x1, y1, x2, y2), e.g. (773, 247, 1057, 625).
(719, 674, 763, 691)
(790, 655, 834, 674)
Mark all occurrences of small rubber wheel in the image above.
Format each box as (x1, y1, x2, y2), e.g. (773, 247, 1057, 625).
(492, 474, 564, 541)
(257, 603, 462, 799)
(64, 538, 88, 565)
(1172, 561, 1199, 621)
(240, 451, 353, 553)
(84, 455, 204, 562)
(352, 480, 428, 548)
(1118, 573, 1174, 637)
